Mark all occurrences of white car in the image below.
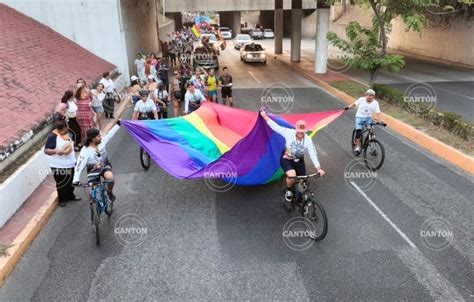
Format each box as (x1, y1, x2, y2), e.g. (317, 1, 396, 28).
(219, 27, 232, 40)
(240, 43, 266, 64)
(263, 29, 274, 39)
(249, 28, 263, 40)
(234, 34, 252, 50)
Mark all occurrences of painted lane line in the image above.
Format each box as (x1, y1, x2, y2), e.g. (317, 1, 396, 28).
(248, 71, 261, 84)
(350, 181, 417, 249)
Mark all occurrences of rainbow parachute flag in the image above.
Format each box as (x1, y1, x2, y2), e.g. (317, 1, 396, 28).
(122, 103, 344, 186)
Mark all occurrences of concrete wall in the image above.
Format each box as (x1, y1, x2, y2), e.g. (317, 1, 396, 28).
(388, 17, 474, 66)
(2, 0, 128, 75)
(119, 0, 160, 76)
(166, 0, 317, 12)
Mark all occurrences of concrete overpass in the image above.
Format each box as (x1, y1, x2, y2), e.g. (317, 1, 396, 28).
(166, 0, 331, 73)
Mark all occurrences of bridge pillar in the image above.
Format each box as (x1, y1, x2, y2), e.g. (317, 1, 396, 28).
(259, 11, 274, 30)
(274, 0, 283, 54)
(219, 11, 241, 37)
(290, 0, 302, 62)
(171, 12, 182, 31)
(314, 4, 330, 73)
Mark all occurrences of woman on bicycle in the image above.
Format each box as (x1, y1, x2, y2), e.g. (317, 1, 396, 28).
(345, 89, 383, 154)
(260, 110, 325, 207)
(132, 89, 158, 120)
(73, 125, 120, 202)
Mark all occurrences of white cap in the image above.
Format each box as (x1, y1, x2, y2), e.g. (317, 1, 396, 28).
(147, 74, 154, 80)
(365, 89, 376, 96)
(130, 75, 138, 81)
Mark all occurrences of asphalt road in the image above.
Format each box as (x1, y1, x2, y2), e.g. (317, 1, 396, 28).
(1, 45, 473, 301)
(260, 38, 474, 123)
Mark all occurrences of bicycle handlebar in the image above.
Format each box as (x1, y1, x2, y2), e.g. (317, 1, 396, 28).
(287, 173, 321, 180)
(73, 179, 114, 187)
(370, 122, 387, 127)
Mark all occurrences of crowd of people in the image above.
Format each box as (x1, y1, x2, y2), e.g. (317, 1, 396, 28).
(48, 72, 120, 206)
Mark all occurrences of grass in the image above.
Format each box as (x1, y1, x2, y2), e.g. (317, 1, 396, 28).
(328, 80, 474, 156)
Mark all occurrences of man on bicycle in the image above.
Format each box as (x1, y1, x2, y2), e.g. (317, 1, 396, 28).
(260, 110, 325, 209)
(345, 89, 383, 154)
(73, 125, 120, 202)
(132, 89, 159, 120)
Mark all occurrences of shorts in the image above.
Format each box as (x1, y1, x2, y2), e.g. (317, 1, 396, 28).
(92, 106, 104, 113)
(355, 116, 372, 130)
(208, 90, 217, 97)
(221, 88, 232, 98)
(280, 156, 306, 176)
(87, 165, 112, 184)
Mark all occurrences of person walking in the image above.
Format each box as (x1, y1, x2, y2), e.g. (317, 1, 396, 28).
(169, 71, 182, 117)
(218, 66, 233, 107)
(44, 120, 81, 207)
(100, 71, 118, 119)
(134, 53, 147, 85)
(169, 41, 177, 67)
(91, 83, 105, 128)
(55, 90, 82, 150)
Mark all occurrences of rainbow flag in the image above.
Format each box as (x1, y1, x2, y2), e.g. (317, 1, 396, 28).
(191, 25, 200, 39)
(122, 103, 344, 186)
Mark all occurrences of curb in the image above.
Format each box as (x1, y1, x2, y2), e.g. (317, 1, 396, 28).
(0, 95, 130, 287)
(282, 58, 474, 175)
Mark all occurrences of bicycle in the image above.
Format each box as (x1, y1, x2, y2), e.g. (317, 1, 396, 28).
(138, 112, 153, 170)
(280, 173, 328, 241)
(351, 122, 387, 171)
(75, 179, 114, 245)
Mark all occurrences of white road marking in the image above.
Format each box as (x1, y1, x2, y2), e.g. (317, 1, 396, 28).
(350, 181, 417, 249)
(248, 71, 261, 84)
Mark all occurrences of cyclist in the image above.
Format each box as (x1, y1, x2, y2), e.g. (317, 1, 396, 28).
(260, 110, 325, 208)
(73, 125, 120, 202)
(345, 89, 383, 154)
(132, 89, 159, 120)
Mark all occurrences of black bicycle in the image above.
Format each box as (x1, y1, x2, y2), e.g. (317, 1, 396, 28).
(280, 173, 328, 241)
(76, 179, 114, 245)
(351, 122, 387, 171)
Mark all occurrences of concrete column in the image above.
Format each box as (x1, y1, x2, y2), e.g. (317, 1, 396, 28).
(314, 7, 330, 73)
(172, 12, 182, 31)
(220, 11, 241, 37)
(231, 11, 241, 36)
(290, 0, 302, 62)
(274, 0, 283, 54)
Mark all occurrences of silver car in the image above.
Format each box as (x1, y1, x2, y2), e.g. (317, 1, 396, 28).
(250, 28, 263, 40)
(240, 43, 267, 64)
(234, 34, 252, 50)
(219, 27, 232, 40)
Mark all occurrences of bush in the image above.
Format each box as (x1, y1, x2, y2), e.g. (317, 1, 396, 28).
(373, 84, 404, 106)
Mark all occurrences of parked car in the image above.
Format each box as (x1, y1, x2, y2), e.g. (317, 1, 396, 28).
(192, 46, 219, 70)
(263, 29, 274, 39)
(234, 34, 252, 50)
(198, 33, 220, 54)
(240, 43, 266, 64)
(249, 28, 263, 40)
(219, 27, 232, 40)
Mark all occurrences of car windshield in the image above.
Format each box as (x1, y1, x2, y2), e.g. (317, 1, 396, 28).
(264, 29, 272, 32)
(253, 29, 262, 32)
(244, 44, 263, 52)
(219, 27, 230, 32)
(237, 35, 251, 41)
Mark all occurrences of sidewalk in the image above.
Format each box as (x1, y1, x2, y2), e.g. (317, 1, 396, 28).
(273, 51, 474, 175)
(0, 93, 130, 286)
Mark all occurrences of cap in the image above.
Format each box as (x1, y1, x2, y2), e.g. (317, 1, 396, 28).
(295, 120, 307, 133)
(148, 74, 154, 80)
(139, 89, 149, 97)
(365, 89, 376, 96)
(130, 75, 138, 81)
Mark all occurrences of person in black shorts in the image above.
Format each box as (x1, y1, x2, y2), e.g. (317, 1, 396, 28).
(218, 66, 233, 107)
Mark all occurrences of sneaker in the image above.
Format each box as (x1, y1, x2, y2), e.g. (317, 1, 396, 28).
(354, 145, 361, 155)
(108, 192, 116, 203)
(58, 200, 67, 207)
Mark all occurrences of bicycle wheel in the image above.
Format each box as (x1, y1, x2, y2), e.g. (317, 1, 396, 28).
(91, 202, 101, 245)
(351, 129, 356, 149)
(105, 193, 113, 217)
(140, 147, 150, 170)
(363, 139, 385, 171)
(302, 198, 328, 241)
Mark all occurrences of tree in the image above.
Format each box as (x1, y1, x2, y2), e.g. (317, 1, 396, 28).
(326, 0, 431, 86)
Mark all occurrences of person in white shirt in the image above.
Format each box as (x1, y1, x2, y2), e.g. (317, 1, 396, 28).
(184, 82, 205, 114)
(73, 125, 120, 202)
(345, 89, 384, 153)
(134, 53, 147, 85)
(91, 83, 106, 129)
(154, 84, 169, 119)
(99, 71, 118, 119)
(260, 110, 325, 208)
(44, 120, 80, 207)
(132, 89, 158, 120)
